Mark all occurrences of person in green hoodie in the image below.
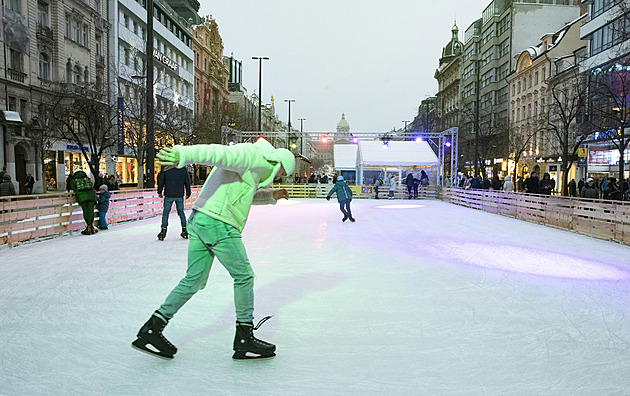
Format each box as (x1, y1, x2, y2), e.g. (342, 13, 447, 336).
(70, 170, 97, 235)
(326, 175, 355, 222)
(132, 138, 295, 361)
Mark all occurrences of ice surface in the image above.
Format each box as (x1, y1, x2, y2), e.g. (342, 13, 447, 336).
(2, 199, 630, 395)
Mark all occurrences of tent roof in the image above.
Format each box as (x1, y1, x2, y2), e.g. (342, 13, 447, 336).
(357, 140, 439, 166)
(333, 144, 358, 170)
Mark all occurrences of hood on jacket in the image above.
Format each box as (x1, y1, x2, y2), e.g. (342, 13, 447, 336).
(2, 173, 11, 181)
(256, 138, 295, 187)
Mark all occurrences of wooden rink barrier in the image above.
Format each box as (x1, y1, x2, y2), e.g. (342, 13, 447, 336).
(1, 184, 628, 246)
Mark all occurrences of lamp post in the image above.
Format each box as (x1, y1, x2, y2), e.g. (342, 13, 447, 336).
(252, 57, 269, 131)
(298, 118, 306, 155)
(284, 99, 295, 149)
(145, 0, 155, 188)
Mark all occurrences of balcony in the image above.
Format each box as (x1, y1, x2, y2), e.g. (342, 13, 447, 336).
(8, 68, 26, 83)
(36, 24, 53, 40)
(96, 55, 105, 68)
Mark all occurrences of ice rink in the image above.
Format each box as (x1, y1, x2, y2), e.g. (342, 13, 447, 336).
(2, 198, 630, 395)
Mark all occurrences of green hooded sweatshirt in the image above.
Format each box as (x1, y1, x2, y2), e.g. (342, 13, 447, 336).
(171, 138, 294, 232)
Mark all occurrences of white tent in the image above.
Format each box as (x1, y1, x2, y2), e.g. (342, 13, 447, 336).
(332, 141, 440, 185)
(357, 140, 439, 186)
(333, 144, 358, 170)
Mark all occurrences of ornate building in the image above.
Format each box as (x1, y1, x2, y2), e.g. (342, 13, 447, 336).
(334, 113, 350, 143)
(0, 0, 110, 193)
(434, 23, 462, 133)
(192, 16, 229, 119)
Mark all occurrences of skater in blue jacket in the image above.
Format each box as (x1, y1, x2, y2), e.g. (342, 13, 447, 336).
(326, 176, 355, 222)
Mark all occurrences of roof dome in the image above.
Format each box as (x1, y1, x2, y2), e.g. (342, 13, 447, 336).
(337, 113, 350, 131)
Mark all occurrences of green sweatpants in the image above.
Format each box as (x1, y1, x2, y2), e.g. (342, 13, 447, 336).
(158, 211, 255, 323)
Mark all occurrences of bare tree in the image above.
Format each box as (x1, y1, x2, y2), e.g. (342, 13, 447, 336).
(50, 84, 117, 178)
(23, 103, 57, 192)
(587, 57, 630, 197)
(544, 64, 589, 196)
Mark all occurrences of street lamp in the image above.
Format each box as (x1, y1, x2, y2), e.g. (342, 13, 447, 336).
(252, 57, 269, 131)
(145, 0, 155, 188)
(284, 99, 295, 149)
(298, 118, 306, 155)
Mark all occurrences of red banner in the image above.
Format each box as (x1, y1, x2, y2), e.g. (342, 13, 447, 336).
(204, 89, 211, 106)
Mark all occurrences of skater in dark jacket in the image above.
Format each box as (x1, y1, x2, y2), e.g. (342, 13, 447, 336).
(326, 176, 355, 222)
(156, 165, 191, 240)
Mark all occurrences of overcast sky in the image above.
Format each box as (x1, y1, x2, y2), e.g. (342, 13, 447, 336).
(199, 0, 492, 133)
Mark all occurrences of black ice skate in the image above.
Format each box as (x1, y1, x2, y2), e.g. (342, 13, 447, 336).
(132, 310, 177, 360)
(157, 227, 167, 241)
(349, 217, 356, 222)
(232, 316, 276, 359)
(180, 227, 188, 239)
(342, 214, 349, 222)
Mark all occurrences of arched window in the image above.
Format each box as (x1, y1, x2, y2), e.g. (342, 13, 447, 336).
(73, 65, 81, 84)
(66, 62, 72, 82)
(39, 53, 50, 80)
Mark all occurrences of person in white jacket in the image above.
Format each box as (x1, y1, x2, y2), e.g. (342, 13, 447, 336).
(388, 175, 397, 199)
(502, 175, 515, 192)
(132, 138, 295, 361)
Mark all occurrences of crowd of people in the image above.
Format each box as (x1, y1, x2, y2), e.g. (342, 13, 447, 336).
(456, 172, 630, 200)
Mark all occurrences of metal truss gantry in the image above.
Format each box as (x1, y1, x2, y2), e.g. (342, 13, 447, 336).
(221, 126, 458, 187)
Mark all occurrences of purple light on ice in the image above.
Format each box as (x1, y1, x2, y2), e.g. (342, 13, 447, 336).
(439, 241, 630, 281)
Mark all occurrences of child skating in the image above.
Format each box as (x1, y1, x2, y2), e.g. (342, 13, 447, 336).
(326, 176, 355, 222)
(132, 138, 295, 360)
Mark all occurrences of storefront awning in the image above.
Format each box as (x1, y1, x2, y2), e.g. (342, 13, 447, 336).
(2, 111, 23, 123)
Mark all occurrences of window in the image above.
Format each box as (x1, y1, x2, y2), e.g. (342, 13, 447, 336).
(517, 81, 521, 94)
(535, 71, 539, 85)
(39, 53, 50, 80)
(542, 68, 546, 81)
(534, 101, 538, 115)
(83, 24, 89, 46)
(9, 49, 23, 71)
(84, 68, 89, 83)
(8, 0, 20, 13)
(38, 2, 50, 26)
(95, 0, 101, 14)
(72, 19, 80, 42)
(529, 75, 532, 89)
(123, 14, 129, 29)
(124, 47, 130, 66)
(528, 104, 532, 118)
(95, 35, 102, 56)
(8, 97, 17, 111)
(73, 65, 82, 84)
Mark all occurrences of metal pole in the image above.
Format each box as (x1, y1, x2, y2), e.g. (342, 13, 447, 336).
(284, 99, 295, 149)
(252, 57, 268, 131)
(298, 118, 306, 155)
(145, 0, 155, 188)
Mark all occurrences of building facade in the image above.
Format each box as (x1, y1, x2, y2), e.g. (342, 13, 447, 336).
(508, 14, 587, 191)
(0, 0, 110, 193)
(460, 0, 583, 177)
(434, 23, 463, 133)
(191, 16, 228, 120)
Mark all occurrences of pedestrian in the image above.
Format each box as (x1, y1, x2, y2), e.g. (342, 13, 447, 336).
(578, 178, 584, 193)
(66, 173, 73, 192)
(388, 174, 396, 199)
(539, 173, 553, 195)
(523, 172, 540, 194)
(70, 170, 97, 235)
(0, 173, 16, 196)
(326, 175, 355, 222)
(115, 173, 122, 189)
(491, 175, 502, 190)
(374, 177, 381, 199)
(608, 177, 621, 200)
(502, 175, 514, 192)
(581, 177, 599, 199)
(601, 177, 610, 199)
(482, 176, 491, 190)
(96, 184, 111, 230)
(94, 172, 104, 192)
(132, 138, 294, 360)
(25, 173, 34, 194)
(568, 179, 577, 197)
(470, 175, 482, 189)
(156, 164, 192, 241)
(405, 173, 415, 200)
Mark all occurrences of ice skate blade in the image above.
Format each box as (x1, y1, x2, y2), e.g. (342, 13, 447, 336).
(232, 350, 276, 360)
(131, 339, 174, 360)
